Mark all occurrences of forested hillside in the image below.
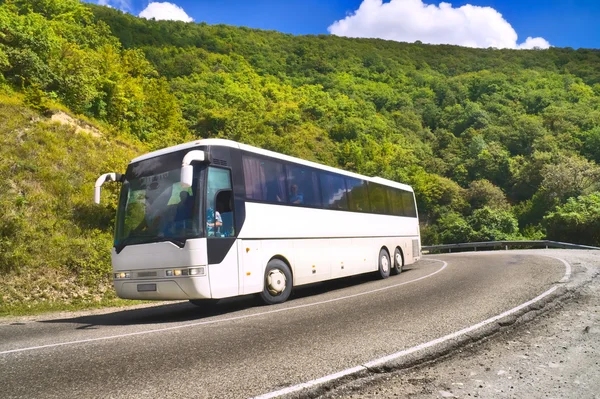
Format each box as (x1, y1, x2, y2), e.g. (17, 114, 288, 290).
(1, 0, 599, 313)
(91, 3, 600, 246)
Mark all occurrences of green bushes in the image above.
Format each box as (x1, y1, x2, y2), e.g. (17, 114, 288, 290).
(0, 0, 189, 148)
(0, 98, 140, 314)
(544, 193, 600, 246)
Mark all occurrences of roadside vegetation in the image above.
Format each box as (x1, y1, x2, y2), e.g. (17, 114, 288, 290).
(1, 0, 599, 314)
(0, 93, 145, 315)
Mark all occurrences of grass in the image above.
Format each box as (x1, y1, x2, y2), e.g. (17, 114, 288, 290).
(0, 95, 146, 317)
(0, 298, 151, 318)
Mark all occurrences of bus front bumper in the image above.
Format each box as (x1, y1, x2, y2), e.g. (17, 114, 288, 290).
(114, 276, 211, 300)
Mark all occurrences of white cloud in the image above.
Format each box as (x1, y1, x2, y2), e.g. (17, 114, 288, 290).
(139, 2, 193, 22)
(328, 0, 550, 49)
(517, 36, 551, 50)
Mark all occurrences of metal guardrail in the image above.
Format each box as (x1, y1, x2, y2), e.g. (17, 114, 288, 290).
(422, 240, 600, 254)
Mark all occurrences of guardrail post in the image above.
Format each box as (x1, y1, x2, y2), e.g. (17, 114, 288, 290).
(505, 245, 508, 250)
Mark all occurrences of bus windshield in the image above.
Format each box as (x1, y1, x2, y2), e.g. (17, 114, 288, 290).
(114, 153, 204, 251)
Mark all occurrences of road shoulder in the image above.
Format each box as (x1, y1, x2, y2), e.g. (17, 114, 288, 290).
(317, 250, 600, 399)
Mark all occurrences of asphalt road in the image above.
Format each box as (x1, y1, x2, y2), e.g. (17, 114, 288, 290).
(0, 252, 568, 399)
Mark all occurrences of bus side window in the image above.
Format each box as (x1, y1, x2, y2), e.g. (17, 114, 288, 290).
(286, 164, 321, 207)
(207, 167, 234, 237)
(345, 178, 370, 212)
(216, 189, 235, 237)
(243, 155, 287, 203)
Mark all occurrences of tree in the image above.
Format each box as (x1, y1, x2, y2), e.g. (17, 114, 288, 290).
(468, 207, 520, 242)
(466, 179, 509, 211)
(540, 155, 600, 201)
(409, 169, 467, 224)
(544, 193, 600, 246)
(437, 211, 473, 244)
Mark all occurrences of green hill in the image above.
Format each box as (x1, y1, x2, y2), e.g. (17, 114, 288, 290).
(0, 95, 143, 315)
(89, 4, 600, 245)
(1, 0, 599, 314)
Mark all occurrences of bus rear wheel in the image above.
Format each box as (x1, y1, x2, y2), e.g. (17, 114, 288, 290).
(391, 247, 403, 275)
(378, 249, 391, 279)
(260, 259, 292, 305)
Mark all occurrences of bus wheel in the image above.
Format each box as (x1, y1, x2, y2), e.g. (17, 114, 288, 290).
(260, 259, 292, 305)
(391, 247, 403, 275)
(378, 249, 391, 279)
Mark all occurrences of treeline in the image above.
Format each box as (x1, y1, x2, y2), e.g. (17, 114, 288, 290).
(2, 0, 600, 249)
(91, 4, 600, 246)
(0, 0, 191, 148)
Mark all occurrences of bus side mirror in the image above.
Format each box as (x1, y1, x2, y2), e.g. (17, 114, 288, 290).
(181, 150, 209, 188)
(180, 164, 194, 188)
(94, 173, 123, 204)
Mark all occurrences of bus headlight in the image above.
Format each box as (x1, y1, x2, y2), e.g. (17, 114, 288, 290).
(189, 267, 206, 276)
(165, 267, 206, 277)
(114, 272, 131, 279)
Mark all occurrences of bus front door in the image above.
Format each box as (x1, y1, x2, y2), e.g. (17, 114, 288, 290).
(206, 168, 239, 298)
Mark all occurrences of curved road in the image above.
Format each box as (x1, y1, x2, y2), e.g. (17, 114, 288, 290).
(0, 252, 570, 398)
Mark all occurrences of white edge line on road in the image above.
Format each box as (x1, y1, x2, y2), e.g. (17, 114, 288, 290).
(553, 256, 572, 283)
(0, 260, 448, 356)
(251, 255, 571, 399)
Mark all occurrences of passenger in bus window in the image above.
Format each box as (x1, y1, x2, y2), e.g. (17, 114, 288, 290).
(206, 207, 222, 237)
(175, 191, 193, 222)
(289, 184, 303, 204)
(216, 190, 235, 237)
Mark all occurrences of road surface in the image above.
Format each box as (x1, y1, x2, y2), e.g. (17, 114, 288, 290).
(0, 250, 584, 399)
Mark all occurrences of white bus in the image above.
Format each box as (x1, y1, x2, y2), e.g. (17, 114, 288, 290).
(95, 139, 421, 305)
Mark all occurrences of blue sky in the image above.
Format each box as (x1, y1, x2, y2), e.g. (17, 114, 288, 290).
(92, 0, 600, 49)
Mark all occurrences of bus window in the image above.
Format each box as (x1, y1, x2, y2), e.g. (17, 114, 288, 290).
(368, 183, 389, 214)
(207, 167, 234, 237)
(215, 189, 235, 237)
(243, 156, 287, 203)
(401, 191, 417, 218)
(345, 178, 370, 212)
(386, 187, 405, 216)
(320, 173, 348, 210)
(286, 165, 321, 207)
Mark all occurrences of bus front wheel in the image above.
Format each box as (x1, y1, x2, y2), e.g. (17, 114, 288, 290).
(260, 259, 292, 305)
(378, 249, 391, 279)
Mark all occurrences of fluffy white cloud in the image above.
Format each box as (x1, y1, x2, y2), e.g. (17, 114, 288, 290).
(328, 0, 550, 49)
(517, 36, 551, 50)
(139, 2, 193, 22)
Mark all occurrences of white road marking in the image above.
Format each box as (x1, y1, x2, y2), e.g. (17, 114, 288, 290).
(551, 256, 572, 283)
(251, 255, 571, 399)
(0, 260, 448, 356)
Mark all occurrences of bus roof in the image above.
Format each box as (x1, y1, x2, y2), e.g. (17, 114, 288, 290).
(131, 138, 414, 192)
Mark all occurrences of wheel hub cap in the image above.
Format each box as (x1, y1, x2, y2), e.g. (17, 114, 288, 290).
(381, 256, 389, 273)
(267, 269, 286, 295)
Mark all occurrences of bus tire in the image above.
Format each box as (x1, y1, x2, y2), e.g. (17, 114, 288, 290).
(391, 247, 403, 275)
(260, 259, 292, 305)
(378, 248, 391, 279)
